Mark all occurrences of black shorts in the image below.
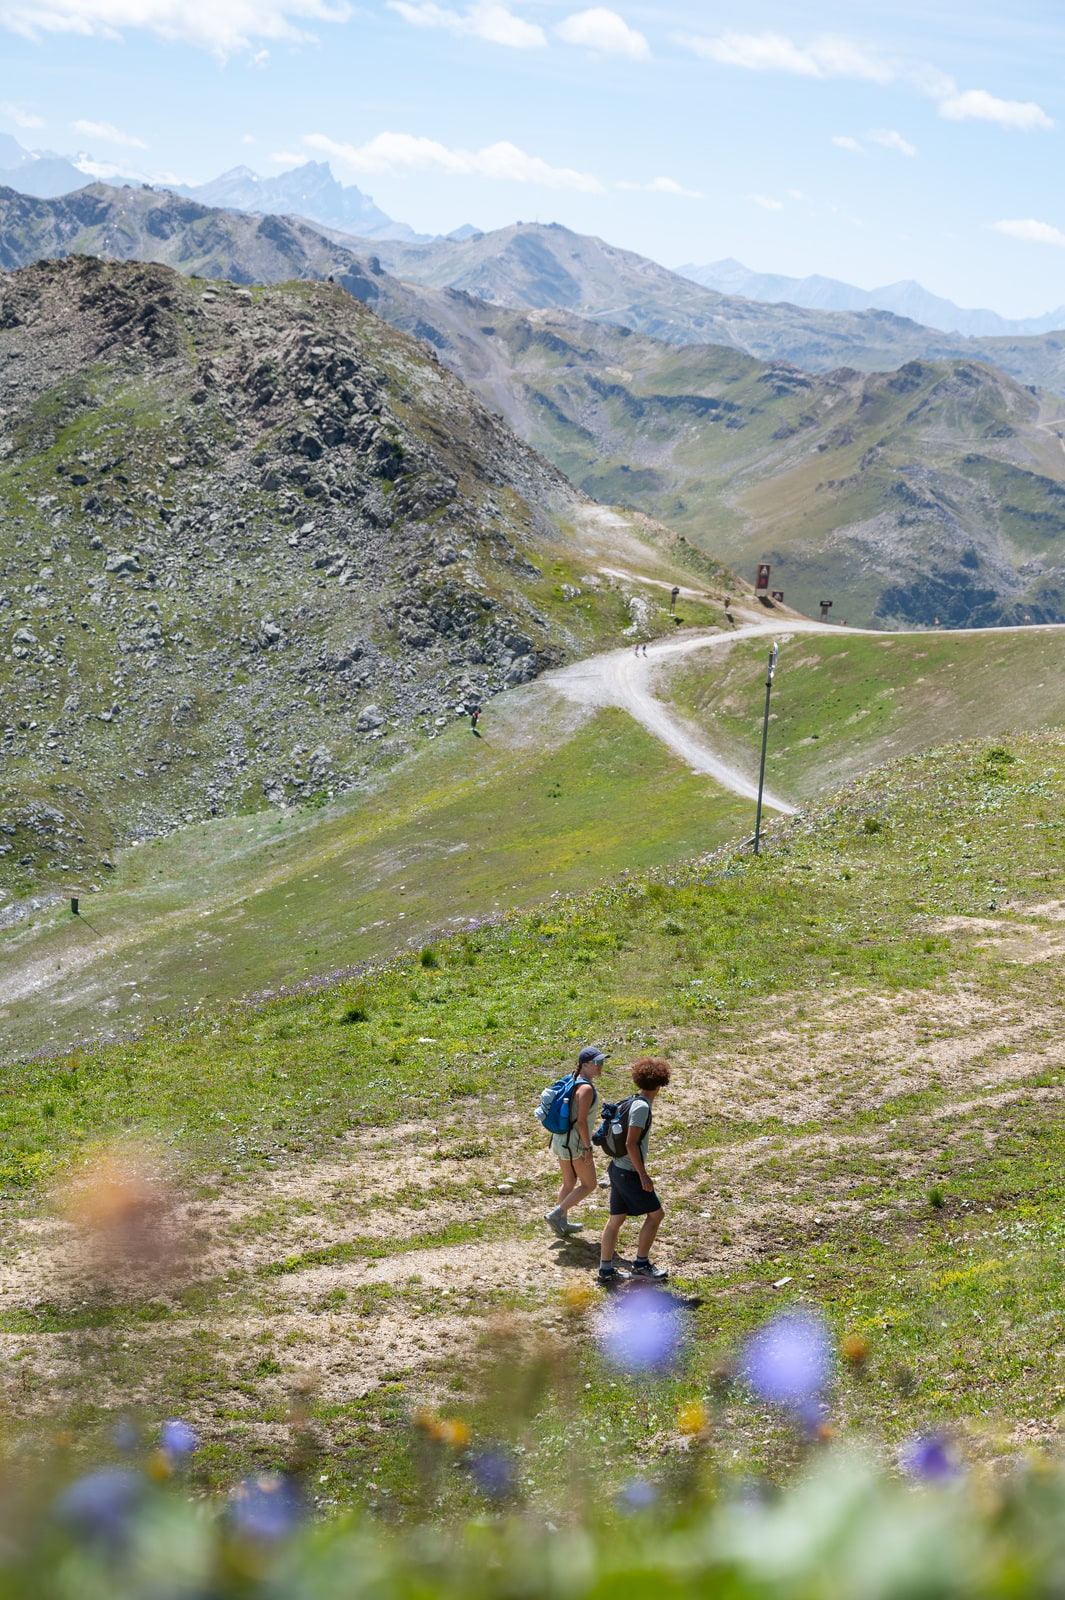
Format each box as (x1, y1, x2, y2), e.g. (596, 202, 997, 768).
(608, 1163, 662, 1217)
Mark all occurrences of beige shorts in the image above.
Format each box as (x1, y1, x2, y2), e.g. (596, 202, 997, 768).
(550, 1129, 592, 1162)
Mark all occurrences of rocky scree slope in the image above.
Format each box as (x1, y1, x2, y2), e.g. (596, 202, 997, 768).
(0, 256, 619, 900)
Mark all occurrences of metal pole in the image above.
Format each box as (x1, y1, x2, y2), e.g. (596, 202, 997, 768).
(753, 643, 778, 856)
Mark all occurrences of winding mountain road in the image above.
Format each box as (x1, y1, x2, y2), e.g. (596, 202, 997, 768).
(546, 616, 847, 815)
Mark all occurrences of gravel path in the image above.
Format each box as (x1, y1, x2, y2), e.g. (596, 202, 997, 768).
(546, 617, 839, 814)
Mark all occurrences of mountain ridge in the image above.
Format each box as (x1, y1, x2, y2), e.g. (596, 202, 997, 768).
(0, 254, 718, 897)
(678, 257, 1065, 339)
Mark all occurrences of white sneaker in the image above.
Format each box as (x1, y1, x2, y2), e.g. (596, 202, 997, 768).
(562, 1218, 584, 1232)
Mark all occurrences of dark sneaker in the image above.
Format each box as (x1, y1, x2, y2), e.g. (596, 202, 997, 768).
(598, 1264, 630, 1284)
(630, 1260, 669, 1281)
(544, 1208, 568, 1239)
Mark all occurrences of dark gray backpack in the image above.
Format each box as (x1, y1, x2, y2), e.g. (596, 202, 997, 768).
(592, 1095, 650, 1159)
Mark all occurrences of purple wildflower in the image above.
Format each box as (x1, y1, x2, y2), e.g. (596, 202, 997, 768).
(56, 1468, 144, 1548)
(160, 1419, 198, 1459)
(794, 1396, 831, 1437)
(229, 1475, 303, 1541)
(468, 1450, 517, 1500)
(741, 1309, 832, 1407)
(598, 1286, 690, 1374)
(900, 1434, 959, 1482)
(616, 1477, 658, 1514)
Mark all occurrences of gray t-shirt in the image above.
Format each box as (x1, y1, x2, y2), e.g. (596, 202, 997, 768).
(611, 1095, 651, 1172)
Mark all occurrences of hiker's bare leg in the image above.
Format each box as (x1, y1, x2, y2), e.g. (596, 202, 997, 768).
(600, 1212, 626, 1265)
(558, 1152, 597, 1216)
(556, 1159, 577, 1209)
(636, 1208, 664, 1258)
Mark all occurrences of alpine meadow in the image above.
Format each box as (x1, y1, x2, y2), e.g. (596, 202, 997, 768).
(3, 6, 1065, 1597)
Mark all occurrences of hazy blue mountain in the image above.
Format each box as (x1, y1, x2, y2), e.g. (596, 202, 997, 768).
(0, 133, 29, 168)
(679, 257, 1065, 338)
(173, 161, 426, 242)
(0, 140, 95, 199)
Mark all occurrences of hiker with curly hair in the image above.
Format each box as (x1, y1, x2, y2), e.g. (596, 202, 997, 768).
(598, 1056, 671, 1284)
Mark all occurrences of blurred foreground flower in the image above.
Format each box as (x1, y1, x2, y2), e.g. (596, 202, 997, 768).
(56, 1467, 144, 1549)
(229, 1474, 303, 1542)
(112, 1416, 139, 1454)
(677, 1400, 709, 1436)
(841, 1333, 870, 1368)
(741, 1309, 831, 1407)
(413, 1410, 471, 1449)
(598, 1287, 690, 1374)
(468, 1449, 517, 1499)
(616, 1477, 658, 1513)
(58, 1143, 177, 1282)
(561, 1283, 596, 1315)
(160, 1418, 199, 1460)
(900, 1433, 960, 1482)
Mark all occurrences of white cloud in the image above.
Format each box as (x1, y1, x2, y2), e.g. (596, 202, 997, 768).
(72, 118, 147, 148)
(939, 87, 1052, 131)
(679, 30, 1052, 136)
(241, 133, 255, 144)
(555, 7, 648, 60)
(303, 130, 603, 190)
(991, 218, 1065, 247)
(831, 135, 864, 152)
(386, 0, 544, 47)
(750, 193, 784, 210)
(679, 30, 891, 82)
(0, 0, 351, 55)
(869, 127, 916, 156)
(0, 99, 43, 128)
(617, 175, 701, 197)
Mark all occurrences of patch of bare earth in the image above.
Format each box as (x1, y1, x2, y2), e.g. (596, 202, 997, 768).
(1, 975, 1064, 1438)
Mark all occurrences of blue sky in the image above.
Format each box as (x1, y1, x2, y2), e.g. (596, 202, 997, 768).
(1, 0, 1064, 315)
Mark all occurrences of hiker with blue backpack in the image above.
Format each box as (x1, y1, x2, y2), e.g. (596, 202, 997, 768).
(537, 1046, 608, 1238)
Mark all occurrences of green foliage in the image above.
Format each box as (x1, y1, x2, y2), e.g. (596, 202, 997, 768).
(11, 1453, 1065, 1599)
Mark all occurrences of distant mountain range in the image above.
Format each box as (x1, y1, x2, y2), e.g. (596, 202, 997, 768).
(0, 136, 436, 243)
(343, 221, 1065, 390)
(5, 184, 1065, 629)
(678, 258, 1065, 339)
(172, 162, 430, 242)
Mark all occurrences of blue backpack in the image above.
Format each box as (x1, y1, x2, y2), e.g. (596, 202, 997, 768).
(535, 1071, 582, 1135)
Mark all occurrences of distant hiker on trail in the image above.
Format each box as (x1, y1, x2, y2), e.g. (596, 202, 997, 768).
(641, 643, 649, 657)
(634, 643, 641, 656)
(470, 705, 481, 731)
(542, 1047, 608, 1238)
(596, 1057, 672, 1284)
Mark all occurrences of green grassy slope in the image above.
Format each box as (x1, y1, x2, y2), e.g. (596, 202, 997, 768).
(3, 729, 1065, 1502)
(0, 692, 749, 1062)
(7, 620, 1065, 1062)
(659, 626, 1065, 800)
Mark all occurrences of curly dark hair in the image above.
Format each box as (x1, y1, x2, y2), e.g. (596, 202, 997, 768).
(631, 1056, 671, 1091)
